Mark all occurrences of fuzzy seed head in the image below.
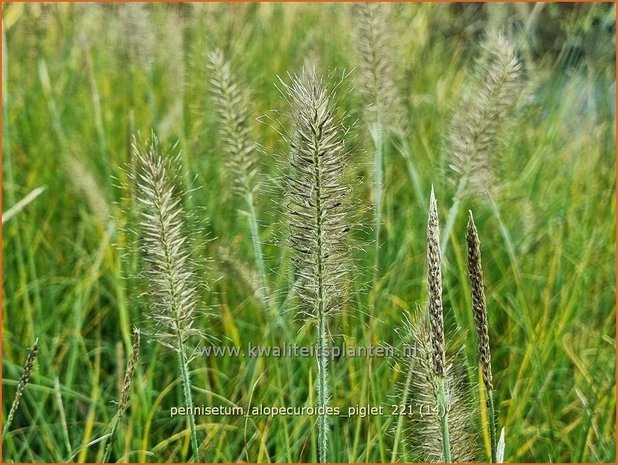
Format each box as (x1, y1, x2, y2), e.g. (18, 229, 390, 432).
(352, 2, 406, 134)
(65, 157, 111, 225)
(448, 32, 526, 196)
(132, 134, 205, 349)
(466, 211, 493, 391)
(283, 68, 352, 324)
(117, 3, 155, 70)
(207, 49, 259, 197)
(217, 245, 264, 302)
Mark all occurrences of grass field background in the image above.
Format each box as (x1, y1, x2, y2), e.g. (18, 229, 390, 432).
(2, 3, 616, 463)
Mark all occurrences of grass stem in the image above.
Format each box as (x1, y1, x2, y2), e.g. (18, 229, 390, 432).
(246, 192, 271, 310)
(390, 364, 413, 462)
(177, 336, 200, 461)
(488, 389, 498, 462)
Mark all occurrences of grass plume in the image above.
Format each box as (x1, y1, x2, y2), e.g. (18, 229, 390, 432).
(395, 193, 481, 463)
(117, 3, 155, 71)
(426, 187, 451, 462)
(207, 49, 259, 197)
(352, 2, 392, 283)
(351, 2, 422, 282)
(132, 134, 204, 460)
(3, 338, 39, 436)
(441, 31, 526, 256)
(352, 2, 406, 134)
(281, 68, 352, 463)
(207, 48, 270, 310)
(217, 244, 264, 303)
(66, 157, 112, 227)
(394, 191, 479, 462)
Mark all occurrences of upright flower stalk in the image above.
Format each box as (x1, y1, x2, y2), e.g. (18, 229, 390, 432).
(282, 69, 352, 463)
(426, 187, 451, 462)
(442, 32, 526, 257)
(207, 49, 270, 310)
(133, 135, 205, 460)
(352, 2, 408, 283)
(467, 211, 497, 462)
(395, 190, 478, 463)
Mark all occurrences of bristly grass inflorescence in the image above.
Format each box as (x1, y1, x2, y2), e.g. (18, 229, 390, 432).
(207, 48, 271, 310)
(427, 188, 445, 379)
(466, 212, 492, 392)
(132, 134, 206, 348)
(395, 189, 479, 463)
(281, 68, 353, 463)
(207, 48, 259, 199)
(447, 31, 526, 198)
(352, 2, 406, 135)
(282, 68, 352, 328)
(352, 2, 410, 282)
(132, 133, 207, 460)
(441, 31, 527, 255)
(425, 187, 452, 462)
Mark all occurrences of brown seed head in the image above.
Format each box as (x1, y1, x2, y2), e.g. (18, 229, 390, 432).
(427, 187, 445, 377)
(466, 211, 493, 391)
(401, 317, 480, 462)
